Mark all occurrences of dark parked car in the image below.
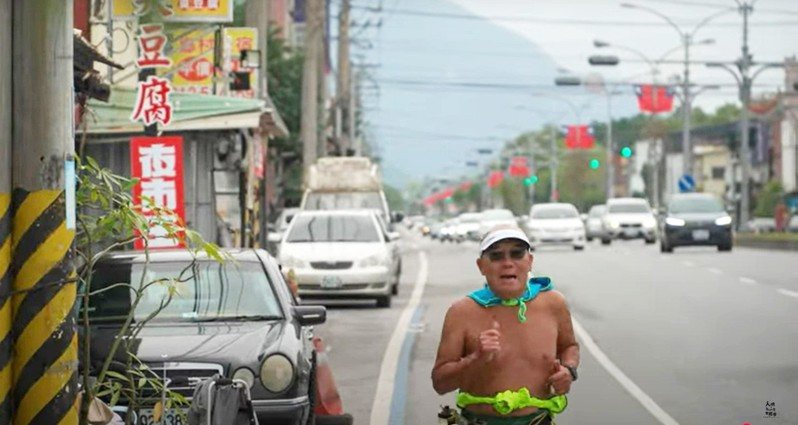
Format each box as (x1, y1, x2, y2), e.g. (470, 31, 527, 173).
(83, 249, 326, 425)
(659, 193, 733, 252)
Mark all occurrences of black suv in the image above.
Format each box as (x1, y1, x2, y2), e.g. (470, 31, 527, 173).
(659, 193, 733, 252)
(83, 248, 326, 425)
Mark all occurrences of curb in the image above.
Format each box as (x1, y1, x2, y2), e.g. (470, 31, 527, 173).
(734, 235, 798, 251)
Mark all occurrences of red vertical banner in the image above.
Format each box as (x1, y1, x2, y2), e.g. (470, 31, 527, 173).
(508, 156, 530, 177)
(487, 171, 504, 188)
(131, 136, 186, 249)
(565, 125, 595, 150)
(635, 84, 674, 113)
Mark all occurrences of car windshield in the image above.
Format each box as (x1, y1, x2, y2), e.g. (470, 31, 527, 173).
(305, 192, 384, 211)
(87, 261, 283, 322)
(482, 210, 514, 220)
(608, 203, 650, 213)
(669, 197, 724, 214)
(588, 206, 606, 217)
(532, 207, 578, 219)
(287, 215, 380, 242)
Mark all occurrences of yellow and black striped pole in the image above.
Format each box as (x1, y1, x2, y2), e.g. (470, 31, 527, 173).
(11, 190, 77, 425)
(11, 0, 78, 423)
(0, 193, 12, 424)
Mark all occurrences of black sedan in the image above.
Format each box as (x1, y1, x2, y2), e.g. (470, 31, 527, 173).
(659, 193, 733, 252)
(83, 248, 326, 425)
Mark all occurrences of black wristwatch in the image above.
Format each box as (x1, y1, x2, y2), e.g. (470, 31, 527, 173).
(564, 364, 578, 382)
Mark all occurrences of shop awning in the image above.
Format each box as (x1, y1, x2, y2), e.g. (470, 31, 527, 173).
(85, 87, 288, 137)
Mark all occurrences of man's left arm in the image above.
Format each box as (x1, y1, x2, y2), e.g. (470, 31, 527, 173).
(555, 292, 580, 370)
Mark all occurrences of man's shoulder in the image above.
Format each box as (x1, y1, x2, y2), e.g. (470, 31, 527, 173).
(536, 289, 568, 308)
(447, 296, 482, 315)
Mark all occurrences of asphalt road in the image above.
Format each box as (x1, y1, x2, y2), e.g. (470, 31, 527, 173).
(314, 228, 798, 425)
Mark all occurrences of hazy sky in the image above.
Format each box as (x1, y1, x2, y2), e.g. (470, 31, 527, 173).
(341, 0, 798, 190)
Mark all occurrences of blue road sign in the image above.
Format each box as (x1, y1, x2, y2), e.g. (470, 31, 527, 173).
(678, 174, 695, 193)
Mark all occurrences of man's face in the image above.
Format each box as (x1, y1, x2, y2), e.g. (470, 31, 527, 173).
(476, 240, 533, 299)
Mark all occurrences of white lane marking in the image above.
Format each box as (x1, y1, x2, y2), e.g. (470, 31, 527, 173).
(739, 277, 758, 285)
(370, 251, 428, 425)
(572, 318, 681, 425)
(707, 268, 722, 275)
(777, 288, 798, 299)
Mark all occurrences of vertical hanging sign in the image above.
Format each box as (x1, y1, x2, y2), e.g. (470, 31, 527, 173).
(131, 136, 186, 249)
(131, 23, 174, 127)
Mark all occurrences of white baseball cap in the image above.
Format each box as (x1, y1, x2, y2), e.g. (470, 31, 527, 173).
(479, 227, 530, 254)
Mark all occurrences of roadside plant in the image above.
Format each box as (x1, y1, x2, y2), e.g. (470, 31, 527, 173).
(75, 156, 225, 425)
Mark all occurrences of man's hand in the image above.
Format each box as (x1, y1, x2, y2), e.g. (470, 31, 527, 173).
(477, 321, 501, 362)
(547, 360, 572, 395)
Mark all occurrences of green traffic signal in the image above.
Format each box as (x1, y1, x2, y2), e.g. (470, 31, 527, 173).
(620, 146, 633, 158)
(589, 158, 600, 169)
(523, 175, 539, 186)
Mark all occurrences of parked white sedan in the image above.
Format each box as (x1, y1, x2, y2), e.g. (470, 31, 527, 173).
(278, 209, 399, 307)
(524, 203, 586, 250)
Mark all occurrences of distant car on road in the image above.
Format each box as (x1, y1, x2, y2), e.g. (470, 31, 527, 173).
(659, 193, 733, 252)
(85, 249, 326, 425)
(584, 204, 607, 241)
(279, 209, 399, 307)
(478, 209, 519, 237)
(524, 203, 586, 250)
(602, 198, 657, 244)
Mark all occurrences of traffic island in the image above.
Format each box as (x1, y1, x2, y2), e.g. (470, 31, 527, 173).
(734, 233, 798, 251)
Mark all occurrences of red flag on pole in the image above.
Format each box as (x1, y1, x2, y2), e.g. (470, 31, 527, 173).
(487, 171, 504, 188)
(564, 125, 595, 150)
(508, 156, 530, 177)
(635, 84, 675, 113)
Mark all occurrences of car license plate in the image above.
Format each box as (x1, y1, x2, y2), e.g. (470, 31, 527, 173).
(137, 408, 187, 425)
(320, 276, 343, 289)
(692, 229, 710, 241)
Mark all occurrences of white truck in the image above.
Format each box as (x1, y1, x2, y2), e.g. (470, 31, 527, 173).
(301, 157, 396, 223)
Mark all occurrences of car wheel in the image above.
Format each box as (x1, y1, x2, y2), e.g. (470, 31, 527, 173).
(305, 352, 318, 425)
(601, 238, 611, 245)
(718, 243, 732, 252)
(660, 240, 673, 253)
(573, 245, 584, 251)
(645, 237, 656, 244)
(391, 282, 398, 296)
(376, 295, 391, 308)
(586, 236, 593, 242)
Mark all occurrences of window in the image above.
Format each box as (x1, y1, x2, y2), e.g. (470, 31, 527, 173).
(532, 206, 578, 219)
(287, 214, 381, 243)
(711, 167, 725, 180)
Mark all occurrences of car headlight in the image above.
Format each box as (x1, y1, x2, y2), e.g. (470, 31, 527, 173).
(665, 217, 686, 227)
(605, 220, 619, 229)
(359, 253, 386, 267)
(715, 216, 732, 226)
(260, 354, 294, 393)
(232, 367, 255, 388)
(280, 255, 306, 269)
(642, 218, 657, 228)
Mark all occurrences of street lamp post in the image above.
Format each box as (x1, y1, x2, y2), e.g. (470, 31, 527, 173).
(621, 2, 733, 182)
(706, 2, 783, 229)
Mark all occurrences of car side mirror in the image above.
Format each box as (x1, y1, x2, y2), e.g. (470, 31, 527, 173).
(392, 212, 404, 223)
(388, 231, 401, 241)
(579, 214, 587, 222)
(293, 305, 326, 326)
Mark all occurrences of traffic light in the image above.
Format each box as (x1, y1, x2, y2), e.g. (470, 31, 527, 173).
(589, 158, 600, 169)
(523, 175, 539, 186)
(620, 146, 633, 158)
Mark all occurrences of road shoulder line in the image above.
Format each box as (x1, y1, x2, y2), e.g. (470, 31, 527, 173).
(572, 317, 681, 425)
(370, 251, 429, 425)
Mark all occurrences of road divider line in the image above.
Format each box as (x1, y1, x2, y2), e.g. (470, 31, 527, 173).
(370, 251, 428, 425)
(739, 277, 758, 285)
(776, 288, 798, 299)
(572, 318, 681, 425)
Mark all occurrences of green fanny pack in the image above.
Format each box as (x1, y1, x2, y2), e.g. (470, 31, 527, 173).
(457, 388, 568, 416)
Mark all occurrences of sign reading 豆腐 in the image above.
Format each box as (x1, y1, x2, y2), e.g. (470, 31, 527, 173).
(131, 23, 174, 127)
(130, 136, 186, 249)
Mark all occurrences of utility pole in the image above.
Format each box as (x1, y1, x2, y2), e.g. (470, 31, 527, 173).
(606, 91, 615, 199)
(349, 68, 358, 155)
(0, 0, 12, 422)
(707, 1, 782, 229)
(681, 34, 694, 178)
(301, 0, 322, 180)
(318, 0, 328, 157)
(549, 126, 558, 202)
(12, 1, 77, 425)
(336, 0, 351, 155)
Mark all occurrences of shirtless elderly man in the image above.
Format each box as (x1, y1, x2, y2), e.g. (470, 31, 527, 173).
(431, 225, 580, 425)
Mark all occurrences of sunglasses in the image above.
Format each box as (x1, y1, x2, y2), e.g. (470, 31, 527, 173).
(484, 247, 529, 262)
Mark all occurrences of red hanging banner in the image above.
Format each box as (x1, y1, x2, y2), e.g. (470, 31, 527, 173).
(487, 171, 504, 188)
(508, 156, 530, 177)
(564, 125, 595, 150)
(635, 84, 674, 113)
(131, 136, 186, 249)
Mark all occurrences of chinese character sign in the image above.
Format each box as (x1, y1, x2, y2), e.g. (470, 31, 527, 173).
(221, 27, 258, 98)
(136, 24, 172, 68)
(132, 23, 175, 127)
(131, 136, 186, 249)
(168, 28, 215, 94)
(113, 0, 233, 22)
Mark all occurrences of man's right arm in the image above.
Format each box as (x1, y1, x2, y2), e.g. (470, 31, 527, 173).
(431, 303, 475, 395)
